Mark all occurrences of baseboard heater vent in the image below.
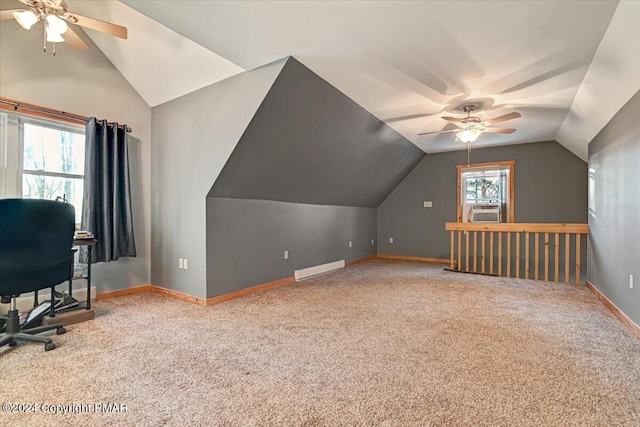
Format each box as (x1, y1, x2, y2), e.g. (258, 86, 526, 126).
(294, 260, 345, 281)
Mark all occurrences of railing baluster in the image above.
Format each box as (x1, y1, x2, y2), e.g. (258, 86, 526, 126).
(465, 231, 470, 272)
(481, 232, 486, 273)
(490, 232, 494, 275)
(458, 231, 462, 272)
(525, 232, 530, 279)
(576, 234, 581, 285)
(498, 232, 502, 277)
(554, 233, 560, 282)
(450, 230, 454, 270)
(535, 233, 539, 280)
(544, 233, 549, 281)
(516, 232, 521, 278)
(565, 233, 570, 284)
(473, 231, 478, 272)
(507, 232, 511, 277)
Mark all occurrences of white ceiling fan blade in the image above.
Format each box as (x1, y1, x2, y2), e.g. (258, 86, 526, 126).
(63, 26, 89, 50)
(418, 129, 459, 136)
(483, 127, 517, 134)
(0, 9, 27, 21)
(442, 116, 464, 126)
(483, 112, 521, 126)
(68, 13, 127, 39)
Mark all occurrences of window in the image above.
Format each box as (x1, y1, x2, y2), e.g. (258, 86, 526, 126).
(465, 172, 501, 204)
(457, 161, 515, 223)
(19, 120, 85, 225)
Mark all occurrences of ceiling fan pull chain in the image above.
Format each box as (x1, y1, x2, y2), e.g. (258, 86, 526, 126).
(42, 23, 46, 53)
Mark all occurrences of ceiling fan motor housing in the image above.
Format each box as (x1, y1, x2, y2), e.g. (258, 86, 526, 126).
(461, 106, 484, 130)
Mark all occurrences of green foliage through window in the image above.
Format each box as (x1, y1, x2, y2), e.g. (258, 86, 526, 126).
(465, 176, 500, 202)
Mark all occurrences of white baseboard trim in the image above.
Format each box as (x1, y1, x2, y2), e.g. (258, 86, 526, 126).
(1, 286, 97, 315)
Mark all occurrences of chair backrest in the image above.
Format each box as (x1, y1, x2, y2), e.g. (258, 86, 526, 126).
(0, 199, 75, 296)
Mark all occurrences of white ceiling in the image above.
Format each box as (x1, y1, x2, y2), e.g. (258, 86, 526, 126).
(65, 1, 243, 107)
(556, 1, 640, 159)
(5, 1, 638, 159)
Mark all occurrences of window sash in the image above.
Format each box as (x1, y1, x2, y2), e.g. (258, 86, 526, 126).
(17, 115, 85, 196)
(464, 176, 502, 203)
(20, 169, 84, 180)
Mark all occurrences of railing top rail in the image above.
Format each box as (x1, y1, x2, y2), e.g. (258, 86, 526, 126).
(445, 222, 589, 234)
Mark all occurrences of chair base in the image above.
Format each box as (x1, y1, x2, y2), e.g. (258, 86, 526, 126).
(0, 309, 66, 352)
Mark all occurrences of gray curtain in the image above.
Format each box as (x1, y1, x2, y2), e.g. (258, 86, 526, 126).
(81, 118, 136, 263)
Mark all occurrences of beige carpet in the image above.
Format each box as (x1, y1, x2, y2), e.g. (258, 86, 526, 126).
(2, 260, 639, 426)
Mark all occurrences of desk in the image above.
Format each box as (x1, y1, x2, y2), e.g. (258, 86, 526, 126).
(38, 237, 97, 326)
(73, 238, 97, 310)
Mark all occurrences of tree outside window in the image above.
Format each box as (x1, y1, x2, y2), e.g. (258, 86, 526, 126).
(465, 176, 500, 203)
(21, 122, 85, 224)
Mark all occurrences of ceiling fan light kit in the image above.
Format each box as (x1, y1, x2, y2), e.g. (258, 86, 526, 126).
(457, 128, 482, 143)
(13, 9, 37, 29)
(46, 14, 67, 34)
(2, 0, 128, 55)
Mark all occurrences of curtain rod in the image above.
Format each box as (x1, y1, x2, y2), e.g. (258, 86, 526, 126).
(0, 98, 132, 133)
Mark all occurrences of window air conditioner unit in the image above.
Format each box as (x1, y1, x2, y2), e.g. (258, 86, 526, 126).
(471, 204, 501, 223)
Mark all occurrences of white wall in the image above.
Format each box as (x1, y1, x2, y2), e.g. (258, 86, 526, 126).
(0, 21, 151, 293)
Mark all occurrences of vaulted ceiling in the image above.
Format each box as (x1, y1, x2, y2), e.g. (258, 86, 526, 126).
(3, 1, 639, 160)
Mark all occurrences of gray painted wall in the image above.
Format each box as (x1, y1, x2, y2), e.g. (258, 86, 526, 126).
(207, 198, 376, 297)
(150, 59, 286, 298)
(210, 57, 425, 207)
(588, 90, 640, 326)
(378, 141, 588, 277)
(1, 18, 151, 294)
(205, 57, 423, 298)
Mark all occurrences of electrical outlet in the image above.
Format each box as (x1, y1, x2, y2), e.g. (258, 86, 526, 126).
(349, 241, 352, 248)
(183, 259, 188, 269)
(424, 201, 433, 208)
(284, 250, 289, 260)
(630, 274, 634, 289)
(389, 237, 394, 244)
(371, 239, 375, 245)
(178, 258, 183, 269)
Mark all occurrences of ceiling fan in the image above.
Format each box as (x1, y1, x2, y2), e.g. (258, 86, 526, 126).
(0, 0, 127, 55)
(418, 105, 521, 143)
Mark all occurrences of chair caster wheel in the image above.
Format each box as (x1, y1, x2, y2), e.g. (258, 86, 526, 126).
(9, 341, 17, 347)
(57, 327, 66, 335)
(44, 342, 56, 351)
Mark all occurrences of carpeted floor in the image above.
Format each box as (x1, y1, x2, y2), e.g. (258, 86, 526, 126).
(2, 260, 639, 426)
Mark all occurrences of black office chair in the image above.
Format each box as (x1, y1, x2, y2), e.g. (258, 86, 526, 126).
(0, 199, 75, 352)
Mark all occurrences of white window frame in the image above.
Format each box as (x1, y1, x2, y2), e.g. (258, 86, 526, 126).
(18, 117, 86, 198)
(0, 111, 86, 225)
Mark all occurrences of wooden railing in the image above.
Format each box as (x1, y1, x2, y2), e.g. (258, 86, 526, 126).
(445, 223, 589, 284)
